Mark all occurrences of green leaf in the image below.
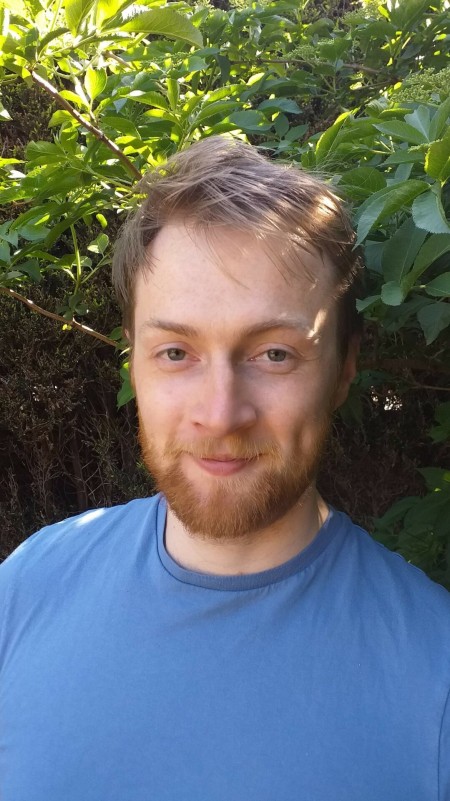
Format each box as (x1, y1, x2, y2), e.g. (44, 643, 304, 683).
(315, 112, 350, 165)
(425, 273, 450, 298)
(430, 403, 450, 443)
(356, 295, 381, 313)
(59, 89, 88, 109)
(15, 224, 49, 242)
(356, 180, 428, 245)
(417, 302, 450, 344)
(18, 259, 41, 282)
(38, 27, 70, 52)
(84, 67, 107, 102)
(126, 90, 169, 110)
(48, 110, 76, 128)
(166, 78, 179, 112)
(65, 0, 95, 35)
(407, 234, 450, 287)
(381, 281, 405, 306)
(87, 233, 109, 254)
(364, 241, 385, 273)
(193, 100, 241, 125)
(339, 167, 386, 197)
(389, 0, 431, 30)
(382, 217, 427, 283)
(418, 467, 450, 492)
(274, 113, 289, 138)
(374, 121, 427, 145)
(117, 362, 135, 408)
(96, 0, 127, 28)
(404, 107, 431, 142)
(258, 98, 300, 115)
(429, 97, 450, 141)
(412, 189, 450, 234)
(0, 100, 12, 121)
(425, 131, 450, 183)
(120, 9, 203, 48)
(284, 124, 308, 142)
(383, 150, 424, 165)
(32, 169, 84, 199)
(0, 240, 10, 262)
(101, 116, 140, 137)
(184, 55, 208, 74)
(25, 141, 64, 166)
(229, 110, 272, 133)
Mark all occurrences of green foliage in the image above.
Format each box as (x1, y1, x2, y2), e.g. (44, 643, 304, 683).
(0, 0, 449, 580)
(374, 467, 450, 586)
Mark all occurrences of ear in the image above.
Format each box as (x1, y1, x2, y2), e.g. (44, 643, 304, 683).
(333, 334, 360, 410)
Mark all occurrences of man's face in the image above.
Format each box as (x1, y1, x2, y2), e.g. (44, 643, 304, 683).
(131, 223, 356, 540)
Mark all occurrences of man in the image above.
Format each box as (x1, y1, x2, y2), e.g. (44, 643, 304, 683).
(1, 136, 449, 800)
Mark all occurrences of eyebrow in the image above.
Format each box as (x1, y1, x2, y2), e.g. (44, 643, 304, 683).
(139, 317, 312, 338)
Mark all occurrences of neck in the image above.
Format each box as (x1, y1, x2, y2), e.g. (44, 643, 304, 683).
(164, 487, 329, 576)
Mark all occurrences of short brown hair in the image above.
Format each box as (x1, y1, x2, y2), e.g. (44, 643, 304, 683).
(112, 136, 363, 358)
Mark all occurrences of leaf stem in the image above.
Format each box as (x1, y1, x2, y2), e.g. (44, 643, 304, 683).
(30, 70, 142, 181)
(1, 287, 118, 348)
(70, 224, 82, 293)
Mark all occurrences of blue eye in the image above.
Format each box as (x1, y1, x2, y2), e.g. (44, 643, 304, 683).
(267, 349, 287, 362)
(166, 348, 186, 361)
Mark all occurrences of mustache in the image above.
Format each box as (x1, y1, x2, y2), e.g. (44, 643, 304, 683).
(163, 437, 282, 461)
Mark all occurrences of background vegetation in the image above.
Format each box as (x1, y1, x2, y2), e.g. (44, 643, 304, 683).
(0, 0, 449, 584)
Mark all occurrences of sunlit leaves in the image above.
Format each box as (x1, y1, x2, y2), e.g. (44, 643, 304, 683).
(84, 67, 107, 101)
(65, 0, 96, 36)
(356, 181, 429, 245)
(119, 8, 202, 48)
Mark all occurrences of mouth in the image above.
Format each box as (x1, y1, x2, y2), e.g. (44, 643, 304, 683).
(190, 454, 257, 477)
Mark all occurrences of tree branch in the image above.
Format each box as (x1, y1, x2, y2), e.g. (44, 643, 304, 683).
(30, 70, 142, 181)
(1, 287, 118, 348)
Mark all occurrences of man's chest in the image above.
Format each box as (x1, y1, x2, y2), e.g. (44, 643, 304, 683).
(0, 598, 438, 801)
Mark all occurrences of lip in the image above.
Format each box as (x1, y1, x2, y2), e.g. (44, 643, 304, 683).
(191, 455, 256, 476)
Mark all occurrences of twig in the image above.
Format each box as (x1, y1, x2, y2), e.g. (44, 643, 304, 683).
(105, 50, 130, 69)
(1, 286, 118, 348)
(232, 58, 379, 76)
(30, 70, 142, 181)
(361, 358, 450, 377)
(409, 384, 450, 392)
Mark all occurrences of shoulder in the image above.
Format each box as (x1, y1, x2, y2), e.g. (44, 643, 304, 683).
(336, 510, 450, 626)
(0, 495, 162, 596)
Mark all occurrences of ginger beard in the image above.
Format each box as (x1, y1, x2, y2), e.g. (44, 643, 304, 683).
(138, 411, 334, 542)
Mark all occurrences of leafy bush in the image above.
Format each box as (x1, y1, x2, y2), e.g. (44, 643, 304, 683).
(0, 0, 449, 582)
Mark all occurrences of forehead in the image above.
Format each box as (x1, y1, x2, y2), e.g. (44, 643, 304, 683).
(133, 223, 337, 340)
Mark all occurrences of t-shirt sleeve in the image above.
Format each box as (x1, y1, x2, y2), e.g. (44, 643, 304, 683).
(0, 549, 20, 667)
(439, 685, 450, 800)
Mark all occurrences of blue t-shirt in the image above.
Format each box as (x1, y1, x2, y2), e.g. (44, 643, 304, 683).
(1, 494, 450, 800)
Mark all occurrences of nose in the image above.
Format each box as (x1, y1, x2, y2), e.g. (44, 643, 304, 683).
(191, 362, 257, 437)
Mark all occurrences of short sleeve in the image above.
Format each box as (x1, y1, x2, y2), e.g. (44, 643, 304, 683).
(439, 685, 450, 800)
(0, 548, 20, 669)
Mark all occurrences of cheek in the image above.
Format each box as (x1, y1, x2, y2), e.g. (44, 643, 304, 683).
(135, 377, 186, 443)
(269, 382, 334, 445)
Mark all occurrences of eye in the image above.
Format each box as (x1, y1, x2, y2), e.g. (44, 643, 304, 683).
(165, 347, 186, 361)
(249, 348, 295, 369)
(266, 349, 288, 362)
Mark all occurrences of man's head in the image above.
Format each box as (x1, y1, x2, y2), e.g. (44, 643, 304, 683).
(112, 136, 362, 540)
(113, 136, 362, 362)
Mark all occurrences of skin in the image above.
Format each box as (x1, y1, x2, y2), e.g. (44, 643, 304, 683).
(131, 223, 358, 576)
